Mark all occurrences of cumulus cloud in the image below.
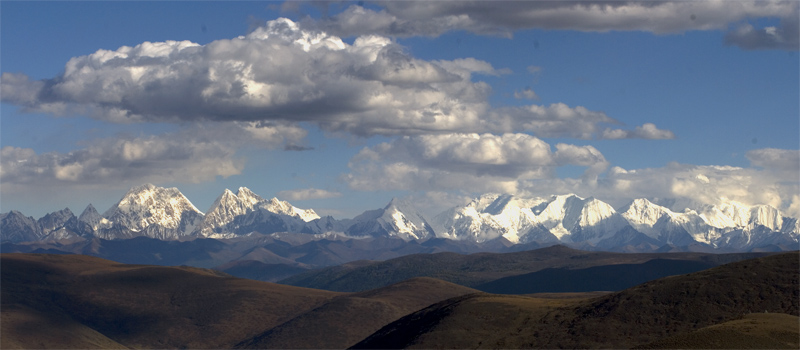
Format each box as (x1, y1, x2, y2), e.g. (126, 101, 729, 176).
(513, 88, 539, 100)
(490, 103, 623, 139)
(725, 15, 799, 50)
(345, 139, 800, 217)
(601, 123, 676, 140)
(598, 163, 798, 215)
(518, 161, 800, 218)
(0, 122, 305, 192)
(343, 133, 608, 193)
(746, 148, 800, 172)
(1, 18, 662, 139)
(0, 19, 493, 137)
(304, 1, 798, 50)
(277, 188, 342, 201)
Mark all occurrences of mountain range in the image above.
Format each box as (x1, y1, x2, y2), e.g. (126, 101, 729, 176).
(2, 184, 798, 253)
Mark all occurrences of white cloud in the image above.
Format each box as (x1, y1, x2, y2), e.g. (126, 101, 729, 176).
(746, 148, 800, 172)
(345, 139, 799, 217)
(490, 103, 623, 139)
(601, 123, 676, 140)
(725, 15, 799, 50)
(1, 18, 665, 140)
(0, 19, 495, 137)
(307, 2, 799, 50)
(514, 88, 539, 100)
(277, 188, 342, 201)
(343, 133, 608, 193)
(518, 162, 800, 217)
(0, 122, 305, 193)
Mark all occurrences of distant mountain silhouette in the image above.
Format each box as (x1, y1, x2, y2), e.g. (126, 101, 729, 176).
(281, 245, 771, 292)
(476, 258, 716, 293)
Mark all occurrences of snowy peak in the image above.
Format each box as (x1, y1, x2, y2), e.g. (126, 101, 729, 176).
(236, 187, 263, 207)
(697, 201, 784, 231)
(381, 197, 433, 240)
(578, 198, 617, 227)
(431, 193, 547, 243)
(262, 197, 320, 222)
(535, 194, 585, 232)
(698, 201, 752, 228)
(198, 187, 320, 237)
(199, 188, 261, 235)
(620, 198, 672, 227)
(37, 208, 75, 234)
(0, 210, 42, 242)
(349, 197, 433, 240)
(79, 204, 112, 231)
(748, 205, 782, 231)
(103, 183, 203, 232)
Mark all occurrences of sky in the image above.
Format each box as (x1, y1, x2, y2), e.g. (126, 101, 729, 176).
(1, 1, 798, 219)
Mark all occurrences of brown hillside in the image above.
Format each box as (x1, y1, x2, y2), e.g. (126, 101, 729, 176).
(639, 313, 800, 349)
(237, 277, 479, 349)
(1, 304, 128, 349)
(1, 253, 479, 349)
(281, 245, 771, 292)
(1, 253, 339, 349)
(352, 252, 800, 349)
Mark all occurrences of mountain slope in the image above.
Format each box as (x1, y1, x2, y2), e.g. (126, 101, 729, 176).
(280, 245, 770, 292)
(475, 258, 716, 294)
(346, 198, 435, 240)
(101, 183, 204, 239)
(351, 252, 799, 349)
(1, 253, 481, 349)
(1, 253, 338, 349)
(197, 187, 320, 237)
(236, 277, 478, 349)
(639, 313, 800, 349)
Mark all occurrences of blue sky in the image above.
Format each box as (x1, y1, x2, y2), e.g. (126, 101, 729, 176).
(1, 1, 798, 219)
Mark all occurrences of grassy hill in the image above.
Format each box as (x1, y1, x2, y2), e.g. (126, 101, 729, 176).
(639, 313, 799, 349)
(236, 277, 477, 349)
(352, 251, 800, 349)
(1, 253, 475, 349)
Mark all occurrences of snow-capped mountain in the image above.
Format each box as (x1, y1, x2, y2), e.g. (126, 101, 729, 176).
(196, 187, 320, 237)
(78, 204, 112, 232)
(101, 184, 204, 239)
(262, 197, 320, 222)
(432, 193, 798, 250)
(431, 194, 547, 243)
(0, 210, 42, 243)
(1, 184, 797, 252)
(431, 194, 636, 247)
(347, 198, 434, 241)
(38, 208, 76, 236)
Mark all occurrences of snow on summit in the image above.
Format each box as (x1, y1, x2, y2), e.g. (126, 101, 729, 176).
(102, 184, 203, 231)
(1, 183, 796, 251)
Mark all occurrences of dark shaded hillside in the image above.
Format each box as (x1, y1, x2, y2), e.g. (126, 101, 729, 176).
(236, 278, 478, 349)
(1, 253, 477, 349)
(1, 253, 337, 349)
(476, 258, 716, 293)
(281, 245, 772, 292)
(352, 252, 800, 349)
